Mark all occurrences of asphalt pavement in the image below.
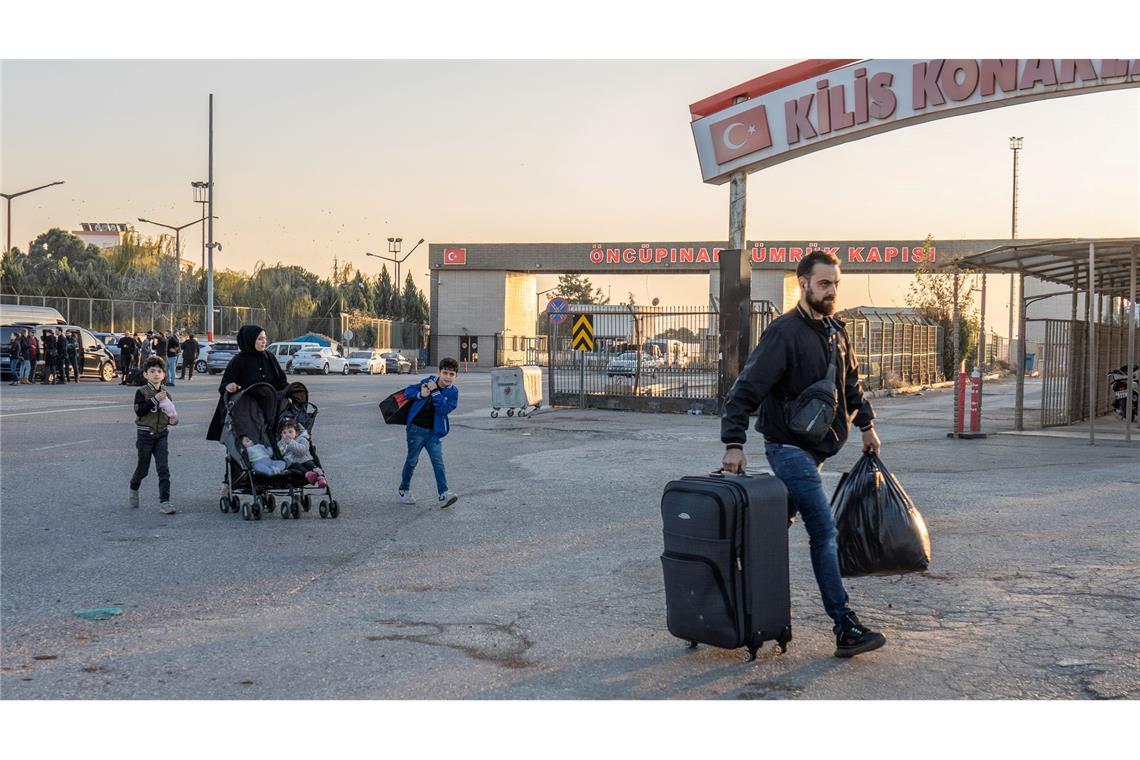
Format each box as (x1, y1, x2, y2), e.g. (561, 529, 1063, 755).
(1, 370, 1137, 699)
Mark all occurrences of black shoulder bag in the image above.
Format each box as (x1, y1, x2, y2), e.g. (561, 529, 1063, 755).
(784, 326, 839, 443)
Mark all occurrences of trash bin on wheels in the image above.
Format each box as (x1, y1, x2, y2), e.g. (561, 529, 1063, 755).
(491, 365, 543, 418)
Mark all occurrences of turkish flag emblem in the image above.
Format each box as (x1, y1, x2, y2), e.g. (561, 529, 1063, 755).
(444, 248, 467, 265)
(710, 103, 773, 165)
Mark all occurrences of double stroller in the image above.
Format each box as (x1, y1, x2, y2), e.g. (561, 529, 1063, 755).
(218, 381, 341, 521)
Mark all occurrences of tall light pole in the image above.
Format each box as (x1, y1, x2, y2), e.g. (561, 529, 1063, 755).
(2, 181, 65, 256)
(192, 181, 209, 272)
(1008, 136, 1023, 363)
(207, 94, 216, 340)
(366, 237, 424, 299)
(138, 215, 215, 328)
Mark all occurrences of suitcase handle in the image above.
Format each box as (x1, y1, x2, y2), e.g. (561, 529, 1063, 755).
(709, 467, 750, 478)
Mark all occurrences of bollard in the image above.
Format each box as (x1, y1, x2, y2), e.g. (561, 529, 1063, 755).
(955, 371, 967, 434)
(969, 367, 982, 433)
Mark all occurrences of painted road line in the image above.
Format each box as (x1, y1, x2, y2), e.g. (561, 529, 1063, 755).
(31, 439, 96, 451)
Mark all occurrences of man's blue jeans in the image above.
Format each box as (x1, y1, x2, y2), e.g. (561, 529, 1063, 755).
(166, 356, 177, 383)
(765, 442, 851, 624)
(400, 424, 448, 495)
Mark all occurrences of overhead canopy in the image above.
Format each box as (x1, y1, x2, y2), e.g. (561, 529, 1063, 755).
(946, 238, 1140, 298)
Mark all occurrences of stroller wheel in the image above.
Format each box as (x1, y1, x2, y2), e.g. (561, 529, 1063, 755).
(291, 500, 300, 519)
(230, 495, 241, 514)
(266, 495, 276, 513)
(329, 500, 340, 519)
(280, 498, 290, 519)
(318, 500, 329, 519)
(252, 499, 262, 520)
(302, 494, 311, 512)
(218, 497, 228, 513)
(241, 499, 251, 521)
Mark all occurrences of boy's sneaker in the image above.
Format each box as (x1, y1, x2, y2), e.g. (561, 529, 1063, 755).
(438, 491, 459, 509)
(129, 489, 140, 509)
(158, 502, 176, 515)
(833, 612, 886, 658)
(398, 490, 416, 505)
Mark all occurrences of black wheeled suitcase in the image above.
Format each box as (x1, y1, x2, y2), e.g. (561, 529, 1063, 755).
(660, 471, 791, 661)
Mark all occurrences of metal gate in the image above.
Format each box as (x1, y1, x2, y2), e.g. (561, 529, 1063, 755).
(1039, 318, 1140, 427)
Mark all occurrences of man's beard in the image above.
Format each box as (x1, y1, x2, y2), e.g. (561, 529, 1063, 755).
(806, 291, 836, 316)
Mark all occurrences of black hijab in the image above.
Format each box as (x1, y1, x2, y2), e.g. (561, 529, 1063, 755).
(237, 325, 265, 354)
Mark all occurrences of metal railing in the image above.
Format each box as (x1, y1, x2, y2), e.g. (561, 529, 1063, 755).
(840, 308, 944, 390)
(1040, 318, 1140, 427)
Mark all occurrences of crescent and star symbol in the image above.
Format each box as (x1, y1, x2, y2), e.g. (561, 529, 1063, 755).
(722, 122, 758, 150)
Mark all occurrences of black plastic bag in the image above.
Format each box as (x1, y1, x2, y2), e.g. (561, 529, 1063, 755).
(830, 451, 930, 577)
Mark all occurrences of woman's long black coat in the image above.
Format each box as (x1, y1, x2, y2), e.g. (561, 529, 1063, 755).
(205, 347, 287, 441)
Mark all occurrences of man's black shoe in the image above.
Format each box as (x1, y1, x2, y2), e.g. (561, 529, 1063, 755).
(833, 613, 886, 658)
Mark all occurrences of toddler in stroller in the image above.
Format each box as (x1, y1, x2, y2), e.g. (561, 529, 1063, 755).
(218, 381, 339, 521)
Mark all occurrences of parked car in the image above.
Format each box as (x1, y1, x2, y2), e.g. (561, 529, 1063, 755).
(267, 340, 320, 373)
(205, 341, 240, 374)
(1, 323, 117, 381)
(606, 351, 662, 378)
(347, 349, 387, 375)
(381, 352, 412, 374)
(176, 338, 212, 375)
(292, 346, 349, 375)
(92, 332, 123, 361)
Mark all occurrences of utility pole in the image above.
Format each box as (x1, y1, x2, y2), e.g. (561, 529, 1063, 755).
(207, 94, 216, 340)
(1008, 137, 1023, 363)
(2, 181, 65, 256)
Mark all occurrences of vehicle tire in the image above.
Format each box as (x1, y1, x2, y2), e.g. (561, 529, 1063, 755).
(318, 500, 329, 519)
(341, 363, 349, 375)
(99, 361, 114, 382)
(322, 363, 330, 375)
(196, 359, 207, 374)
(329, 500, 340, 519)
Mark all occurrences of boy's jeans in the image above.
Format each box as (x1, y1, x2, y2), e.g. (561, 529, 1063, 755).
(400, 424, 447, 495)
(764, 442, 852, 624)
(130, 428, 171, 502)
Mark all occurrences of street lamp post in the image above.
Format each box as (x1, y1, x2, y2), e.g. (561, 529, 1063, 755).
(366, 237, 424, 301)
(1008, 136, 1023, 365)
(138, 215, 215, 329)
(1, 181, 65, 256)
(192, 181, 209, 272)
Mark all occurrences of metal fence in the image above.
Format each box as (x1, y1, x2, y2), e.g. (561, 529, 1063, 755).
(1040, 318, 1140, 427)
(495, 334, 548, 367)
(0, 294, 428, 352)
(840, 308, 944, 390)
(0, 293, 266, 336)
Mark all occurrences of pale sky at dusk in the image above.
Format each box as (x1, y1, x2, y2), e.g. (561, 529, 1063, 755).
(2, 22, 1138, 334)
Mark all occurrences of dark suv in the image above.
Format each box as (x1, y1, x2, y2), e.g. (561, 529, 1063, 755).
(1, 323, 118, 381)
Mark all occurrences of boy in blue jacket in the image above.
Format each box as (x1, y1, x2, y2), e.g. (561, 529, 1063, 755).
(399, 356, 460, 508)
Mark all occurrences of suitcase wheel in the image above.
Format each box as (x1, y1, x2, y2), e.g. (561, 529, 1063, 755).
(743, 648, 757, 662)
(686, 640, 699, 649)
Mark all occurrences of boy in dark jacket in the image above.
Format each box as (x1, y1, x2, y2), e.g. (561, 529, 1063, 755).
(129, 356, 178, 515)
(398, 356, 460, 508)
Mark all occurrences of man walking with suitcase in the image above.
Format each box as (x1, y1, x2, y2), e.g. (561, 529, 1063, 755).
(721, 250, 886, 659)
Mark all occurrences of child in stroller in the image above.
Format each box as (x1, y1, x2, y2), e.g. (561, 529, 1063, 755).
(218, 381, 339, 521)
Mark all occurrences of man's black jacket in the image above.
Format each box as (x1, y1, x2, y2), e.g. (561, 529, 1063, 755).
(721, 305, 875, 462)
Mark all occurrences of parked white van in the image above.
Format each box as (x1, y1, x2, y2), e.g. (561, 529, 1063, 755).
(267, 340, 321, 373)
(0, 304, 67, 325)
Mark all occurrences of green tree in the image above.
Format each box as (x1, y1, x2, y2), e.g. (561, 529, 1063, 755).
(401, 272, 428, 324)
(374, 265, 397, 318)
(656, 326, 698, 342)
(906, 234, 979, 378)
(556, 273, 608, 305)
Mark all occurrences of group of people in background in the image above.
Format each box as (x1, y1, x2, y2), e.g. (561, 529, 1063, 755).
(6, 326, 81, 385)
(118, 330, 200, 385)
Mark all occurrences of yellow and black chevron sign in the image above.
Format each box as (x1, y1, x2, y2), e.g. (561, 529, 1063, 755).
(570, 314, 594, 351)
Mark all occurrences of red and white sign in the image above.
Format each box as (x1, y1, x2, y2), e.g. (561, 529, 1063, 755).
(710, 103, 773, 164)
(444, 248, 467, 265)
(691, 59, 1140, 184)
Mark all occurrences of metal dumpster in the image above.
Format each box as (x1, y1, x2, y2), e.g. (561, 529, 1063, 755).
(491, 365, 543, 417)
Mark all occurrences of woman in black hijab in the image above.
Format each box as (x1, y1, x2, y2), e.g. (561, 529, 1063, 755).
(206, 325, 287, 442)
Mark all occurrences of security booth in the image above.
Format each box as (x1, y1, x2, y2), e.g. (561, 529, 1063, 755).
(950, 239, 1139, 442)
